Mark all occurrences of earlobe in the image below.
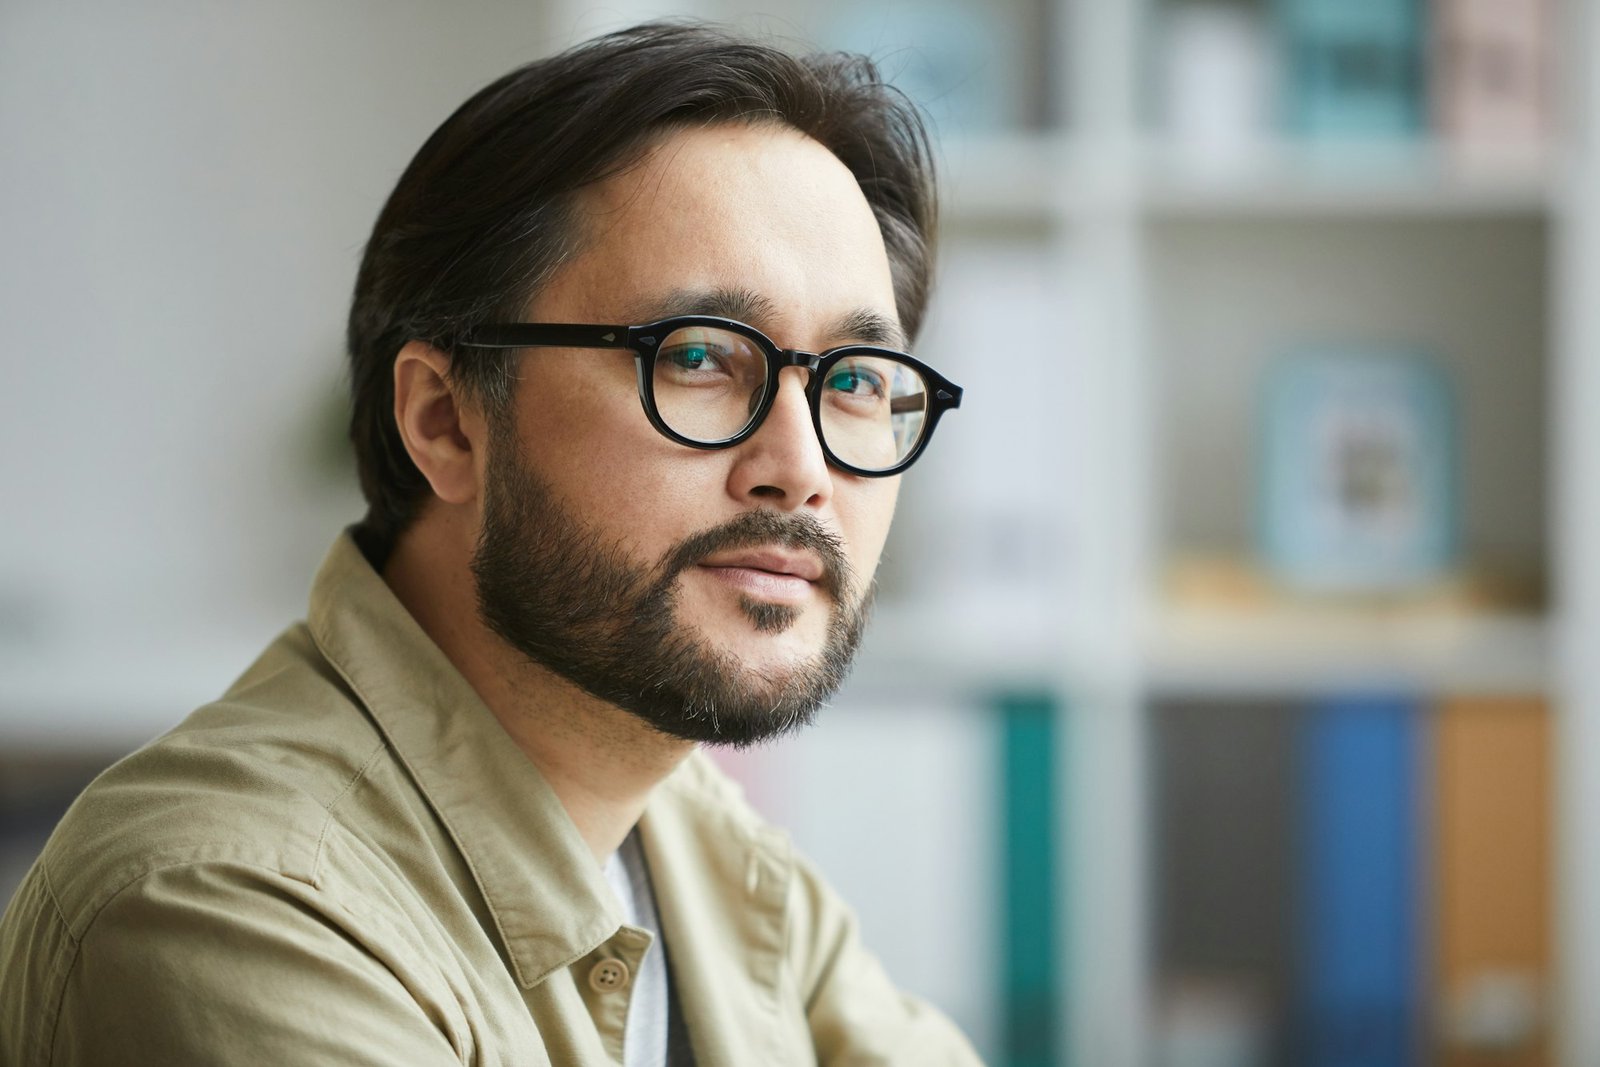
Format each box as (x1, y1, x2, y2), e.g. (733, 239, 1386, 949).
(392, 340, 480, 507)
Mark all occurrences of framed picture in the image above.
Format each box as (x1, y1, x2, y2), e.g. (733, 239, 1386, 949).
(1258, 347, 1457, 592)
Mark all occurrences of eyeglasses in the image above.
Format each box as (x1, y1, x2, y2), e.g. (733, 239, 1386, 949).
(455, 315, 963, 477)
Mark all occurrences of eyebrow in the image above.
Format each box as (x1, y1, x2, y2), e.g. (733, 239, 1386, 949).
(630, 286, 908, 351)
(829, 307, 907, 350)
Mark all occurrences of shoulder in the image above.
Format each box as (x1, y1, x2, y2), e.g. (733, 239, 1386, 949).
(0, 623, 434, 1064)
(1, 853, 467, 1066)
(32, 621, 390, 939)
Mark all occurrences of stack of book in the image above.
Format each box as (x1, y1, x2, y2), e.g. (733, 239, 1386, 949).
(1152, 694, 1551, 1067)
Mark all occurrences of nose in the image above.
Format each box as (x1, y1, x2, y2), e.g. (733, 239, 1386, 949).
(724, 365, 832, 510)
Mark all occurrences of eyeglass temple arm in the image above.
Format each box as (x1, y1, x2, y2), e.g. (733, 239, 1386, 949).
(887, 383, 961, 414)
(456, 324, 633, 350)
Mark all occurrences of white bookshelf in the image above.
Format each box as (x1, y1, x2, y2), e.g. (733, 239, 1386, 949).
(902, 1, 1582, 1065)
(1145, 606, 1551, 697)
(944, 134, 1555, 221)
(1089, 6, 1578, 1067)
(1137, 138, 1554, 217)
(1552, 3, 1600, 1064)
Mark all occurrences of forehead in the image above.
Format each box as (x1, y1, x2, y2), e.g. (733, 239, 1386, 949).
(532, 122, 899, 338)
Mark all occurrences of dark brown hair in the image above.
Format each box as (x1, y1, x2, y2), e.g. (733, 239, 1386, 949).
(345, 20, 938, 563)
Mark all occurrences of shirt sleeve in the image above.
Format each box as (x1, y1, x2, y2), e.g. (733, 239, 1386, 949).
(786, 850, 987, 1067)
(46, 860, 470, 1066)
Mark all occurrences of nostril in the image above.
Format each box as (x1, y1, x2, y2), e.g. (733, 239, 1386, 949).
(750, 485, 783, 499)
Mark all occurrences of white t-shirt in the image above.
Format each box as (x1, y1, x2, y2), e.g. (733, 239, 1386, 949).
(603, 829, 671, 1067)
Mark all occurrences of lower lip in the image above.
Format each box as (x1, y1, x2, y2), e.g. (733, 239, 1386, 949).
(697, 565, 816, 602)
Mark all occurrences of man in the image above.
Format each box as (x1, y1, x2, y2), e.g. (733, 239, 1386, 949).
(0, 21, 973, 1066)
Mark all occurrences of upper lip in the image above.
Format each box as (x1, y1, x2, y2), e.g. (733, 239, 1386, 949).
(697, 547, 825, 582)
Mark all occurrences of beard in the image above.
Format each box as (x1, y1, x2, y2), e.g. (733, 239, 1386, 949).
(470, 428, 874, 749)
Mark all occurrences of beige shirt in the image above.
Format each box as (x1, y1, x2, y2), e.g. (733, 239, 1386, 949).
(0, 531, 982, 1066)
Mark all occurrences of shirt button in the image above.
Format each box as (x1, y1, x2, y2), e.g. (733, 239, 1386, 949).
(588, 958, 630, 994)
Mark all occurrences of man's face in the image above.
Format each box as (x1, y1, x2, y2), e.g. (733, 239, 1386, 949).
(470, 122, 904, 747)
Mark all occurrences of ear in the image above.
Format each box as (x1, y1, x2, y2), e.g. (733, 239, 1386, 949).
(392, 340, 483, 507)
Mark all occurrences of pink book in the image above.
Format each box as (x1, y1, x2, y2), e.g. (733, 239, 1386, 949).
(1433, 0, 1552, 152)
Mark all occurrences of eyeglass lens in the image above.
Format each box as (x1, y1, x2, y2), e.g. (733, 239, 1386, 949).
(652, 324, 930, 471)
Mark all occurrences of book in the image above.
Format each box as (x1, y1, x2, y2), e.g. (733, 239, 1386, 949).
(1432, 696, 1551, 1067)
(1152, 698, 1298, 1066)
(1000, 691, 1063, 1067)
(1297, 694, 1423, 1067)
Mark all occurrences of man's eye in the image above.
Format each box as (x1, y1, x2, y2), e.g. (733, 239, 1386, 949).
(665, 343, 718, 371)
(825, 366, 885, 397)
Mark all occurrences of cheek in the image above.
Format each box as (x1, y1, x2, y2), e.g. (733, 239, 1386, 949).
(516, 358, 650, 486)
(513, 377, 728, 545)
(839, 479, 900, 582)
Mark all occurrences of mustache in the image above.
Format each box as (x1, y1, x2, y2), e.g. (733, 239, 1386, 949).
(658, 509, 855, 603)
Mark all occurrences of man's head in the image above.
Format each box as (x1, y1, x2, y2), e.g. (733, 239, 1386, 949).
(347, 23, 943, 747)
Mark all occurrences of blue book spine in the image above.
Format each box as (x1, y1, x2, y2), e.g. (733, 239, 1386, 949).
(1297, 695, 1423, 1067)
(1277, 0, 1427, 137)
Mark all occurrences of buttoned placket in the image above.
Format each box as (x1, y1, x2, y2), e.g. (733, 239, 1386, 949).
(573, 922, 656, 1063)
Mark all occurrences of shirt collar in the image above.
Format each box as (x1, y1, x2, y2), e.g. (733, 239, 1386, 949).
(305, 527, 620, 987)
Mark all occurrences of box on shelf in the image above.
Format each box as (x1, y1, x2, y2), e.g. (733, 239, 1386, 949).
(1156, 2, 1275, 170)
(1432, 0, 1553, 161)
(1279, 0, 1428, 139)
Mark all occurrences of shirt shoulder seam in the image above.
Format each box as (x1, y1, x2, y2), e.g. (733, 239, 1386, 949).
(38, 861, 77, 948)
(37, 862, 78, 1067)
(310, 738, 390, 888)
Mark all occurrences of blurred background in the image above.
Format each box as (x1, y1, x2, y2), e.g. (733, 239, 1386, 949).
(2, 1, 1595, 1064)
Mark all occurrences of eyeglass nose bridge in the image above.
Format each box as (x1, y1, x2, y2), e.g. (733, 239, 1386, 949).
(745, 350, 824, 444)
(777, 349, 823, 374)
(772, 350, 825, 400)
(752, 351, 823, 430)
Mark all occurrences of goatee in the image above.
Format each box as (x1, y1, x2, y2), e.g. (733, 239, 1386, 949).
(471, 429, 873, 748)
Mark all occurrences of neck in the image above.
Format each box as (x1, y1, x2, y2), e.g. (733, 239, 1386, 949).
(381, 515, 695, 866)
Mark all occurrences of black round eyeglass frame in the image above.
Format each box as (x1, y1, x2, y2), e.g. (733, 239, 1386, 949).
(454, 315, 963, 477)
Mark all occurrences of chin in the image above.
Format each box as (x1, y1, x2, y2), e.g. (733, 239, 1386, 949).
(707, 605, 829, 658)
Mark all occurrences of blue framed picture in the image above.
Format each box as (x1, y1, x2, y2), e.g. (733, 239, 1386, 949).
(1259, 348, 1457, 592)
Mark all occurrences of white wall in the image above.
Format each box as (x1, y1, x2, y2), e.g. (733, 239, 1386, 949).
(0, 2, 565, 739)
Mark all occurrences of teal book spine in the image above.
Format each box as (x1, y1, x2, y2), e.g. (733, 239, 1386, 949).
(999, 692, 1063, 1067)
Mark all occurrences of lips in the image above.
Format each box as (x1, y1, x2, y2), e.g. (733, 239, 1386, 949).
(693, 546, 828, 604)
(696, 548, 825, 583)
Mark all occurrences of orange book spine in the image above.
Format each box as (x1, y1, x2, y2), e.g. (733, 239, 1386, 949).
(1432, 695, 1552, 1067)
